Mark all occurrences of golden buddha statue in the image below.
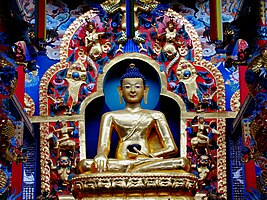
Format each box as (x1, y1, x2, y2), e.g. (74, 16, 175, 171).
(73, 63, 198, 199)
(78, 64, 190, 173)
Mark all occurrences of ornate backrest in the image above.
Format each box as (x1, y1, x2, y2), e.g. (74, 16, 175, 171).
(38, 1, 229, 198)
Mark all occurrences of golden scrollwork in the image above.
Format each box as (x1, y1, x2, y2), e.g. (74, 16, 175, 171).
(40, 122, 51, 192)
(0, 169, 8, 195)
(139, 0, 158, 10)
(216, 118, 227, 198)
(100, 0, 121, 13)
(24, 93, 35, 116)
(230, 90, 240, 112)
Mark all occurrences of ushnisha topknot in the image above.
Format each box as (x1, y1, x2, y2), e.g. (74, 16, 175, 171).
(120, 63, 147, 86)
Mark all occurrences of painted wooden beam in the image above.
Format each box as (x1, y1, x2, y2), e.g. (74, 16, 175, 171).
(35, 0, 46, 40)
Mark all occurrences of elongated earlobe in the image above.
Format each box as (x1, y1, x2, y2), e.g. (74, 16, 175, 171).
(117, 86, 123, 104)
(144, 86, 149, 104)
(119, 94, 123, 104)
(144, 94, 148, 104)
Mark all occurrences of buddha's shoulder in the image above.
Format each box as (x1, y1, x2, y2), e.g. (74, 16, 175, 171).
(101, 110, 124, 118)
(101, 110, 165, 118)
(143, 110, 165, 118)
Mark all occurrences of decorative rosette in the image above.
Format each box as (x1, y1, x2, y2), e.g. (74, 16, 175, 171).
(0, 112, 16, 139)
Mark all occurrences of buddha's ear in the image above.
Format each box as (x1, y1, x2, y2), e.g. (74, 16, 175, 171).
(144, 86, 149, 104)
(144, 86, 149, 93)
(117, 86, 123, 104)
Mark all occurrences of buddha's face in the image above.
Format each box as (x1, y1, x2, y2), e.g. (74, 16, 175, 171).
(120, 78, 147, 103)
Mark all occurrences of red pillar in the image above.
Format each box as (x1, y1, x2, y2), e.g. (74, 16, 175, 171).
(244, 160, 257, 193)
(240, 65, 257, 192)
(11, 65, 25, 199)
(14, 65, 25, 106)
(239, 66, 248, 104)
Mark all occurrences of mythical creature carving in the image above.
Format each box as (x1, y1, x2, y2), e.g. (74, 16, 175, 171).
(190, 116, 218, 156)
(47, 121, 76, 159)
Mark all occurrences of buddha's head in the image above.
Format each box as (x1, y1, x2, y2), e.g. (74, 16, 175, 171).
(120, 63, 147, 86)
(118, 63, 149, 104)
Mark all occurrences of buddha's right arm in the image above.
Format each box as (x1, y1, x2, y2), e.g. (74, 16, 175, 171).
(93, 113, 114, 172)
(96, 112, 114, 157)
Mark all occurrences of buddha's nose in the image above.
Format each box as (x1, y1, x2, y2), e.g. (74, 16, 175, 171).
(130, 85, 136, 92)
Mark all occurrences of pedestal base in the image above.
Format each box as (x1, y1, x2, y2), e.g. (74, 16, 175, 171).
(72, 172, 198, 199)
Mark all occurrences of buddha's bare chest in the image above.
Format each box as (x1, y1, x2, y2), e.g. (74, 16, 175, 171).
(112, 113, 154, 138)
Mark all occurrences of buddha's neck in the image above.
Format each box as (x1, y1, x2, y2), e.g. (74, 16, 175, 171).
(125, 103, 142, 112)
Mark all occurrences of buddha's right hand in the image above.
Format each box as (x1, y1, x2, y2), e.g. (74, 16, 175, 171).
(94, 152, 108, 172)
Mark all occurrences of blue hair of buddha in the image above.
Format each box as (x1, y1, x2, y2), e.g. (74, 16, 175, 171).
(120, 63, 147, 86)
